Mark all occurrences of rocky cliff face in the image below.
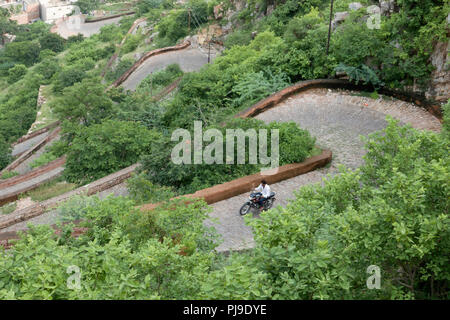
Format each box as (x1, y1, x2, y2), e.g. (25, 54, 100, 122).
(427, 39, 449, 103)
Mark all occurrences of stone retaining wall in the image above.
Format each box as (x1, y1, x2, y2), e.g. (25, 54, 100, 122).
(0, 164, 138, 230)
(109, 41, 191, 89)
(0, 156, 66, 190)
(140, 149, 332, 212)
(101, 17, 148, 77)
(85, 11, 135, 23)
(236, 79, 444, 120)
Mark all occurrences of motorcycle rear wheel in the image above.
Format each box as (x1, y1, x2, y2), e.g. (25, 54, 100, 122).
(239, 203, 251, 216)
(263, 199, 274, 211)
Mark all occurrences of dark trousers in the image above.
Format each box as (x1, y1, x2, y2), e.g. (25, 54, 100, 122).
(257, 197, 266, 208)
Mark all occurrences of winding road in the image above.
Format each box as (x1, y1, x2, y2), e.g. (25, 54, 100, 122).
(121, 47, 210, 91)
(53, 15, 123, 39)
(0, 88, 442, 251)
(206, 88, 441, 252)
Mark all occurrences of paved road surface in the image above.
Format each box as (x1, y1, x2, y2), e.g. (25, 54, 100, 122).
(0, 90, 441, 251)
(11, 132, 50, 157)
(0, 166, 64, 201)
(53, 15, 123, 39)
(206, 89, 441, 252)
(121, 47, 209, 91)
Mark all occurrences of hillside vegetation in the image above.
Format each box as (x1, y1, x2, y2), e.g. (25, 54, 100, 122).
(0, 0, 448, 300)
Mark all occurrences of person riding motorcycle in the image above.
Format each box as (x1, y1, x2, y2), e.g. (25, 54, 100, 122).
(254, 180, 271, 209)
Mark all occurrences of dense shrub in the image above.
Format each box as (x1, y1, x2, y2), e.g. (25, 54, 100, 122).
(39, 33, 65, 53)
(64, 120, 160, 184)
(0, 135, 12, 170)
(7, 64, 27, 84)
(105, 57, 135, 82)
(138, 118, 315, 194)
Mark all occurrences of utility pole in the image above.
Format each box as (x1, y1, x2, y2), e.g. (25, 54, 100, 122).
(326, 0, 334, 56)
(188, 8, 191, 32)
(208, 37, 211, 63)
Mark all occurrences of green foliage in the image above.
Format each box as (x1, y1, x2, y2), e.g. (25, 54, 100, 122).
(75, 0, 100, 13)
(121, 33, 143, 54)
(66, 34, 85, 45)
(232, 69, 289, 108)
(127, 172, 176, 205)
(64, 120, 160, 184)
(105, 58, 134, 82)
(57, 195, 99, 223)
(335, 63, 384, 88)
(29, 151, 58, 169)
(139, 63, 183, 89)
(52, 77, 114, 129)
(139, 118, 315, 194)
(0, 170, 18, 180)
(39, 33, 65, 53)
(0, 72, 41, 143)
(98, 24, 123, 43)
(0, 135, 12, 170)
(7, 64, 27, 84)
(35, 57, 60, 83)
(52, 67, 87, 93)
(0, 196, 217, 299)
(23, 179, 77, 202)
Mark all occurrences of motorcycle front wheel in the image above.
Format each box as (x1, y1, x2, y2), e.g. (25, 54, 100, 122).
(239, 203, 251, 216)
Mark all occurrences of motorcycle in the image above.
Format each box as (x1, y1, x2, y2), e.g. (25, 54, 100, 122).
(239, 191, 276, 216)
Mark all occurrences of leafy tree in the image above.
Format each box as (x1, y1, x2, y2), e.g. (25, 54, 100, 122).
(52, 77, 114, 128)
(52, 67, 87, 93)
(0, 135, 12, 170)
(66, 34, 85, 45)
(138, 118, 315, 194)
(0, 16, 18, 45)
(7, 64, 27, 84)
(35, 57, 60, 83)
(75, 0, 100, 14)
(4, 40, 40, 66)
(39, 33, 65, 53)
(63, 120, 161, 184)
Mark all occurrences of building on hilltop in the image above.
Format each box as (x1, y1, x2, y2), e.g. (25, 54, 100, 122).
(8, 0, 40, 24)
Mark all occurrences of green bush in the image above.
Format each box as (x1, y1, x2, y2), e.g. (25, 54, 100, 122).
(64, 120, 161, 184)
(7, 64, 27, 84)
(232, 69, 289, 108)
(0, 196, 217, 299)
(138, 118, 315, 194)
(121, 34, 142, 54)
(127, 172, 176, 205)
(57, 195, 99, 223)
(39, 33, 65, 53)
(0, 136, 12, 170)
(0, 170, 18, 180)
(246, 117, 450, 299)
(105, 57, 134, 82)
(137, 63, 183, 90)
(29, 151, 58, 169)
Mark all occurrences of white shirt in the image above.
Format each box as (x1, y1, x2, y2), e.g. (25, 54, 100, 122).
(255, 184, 271, 198)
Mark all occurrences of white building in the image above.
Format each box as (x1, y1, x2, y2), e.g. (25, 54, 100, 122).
(39, 0, 76, 23)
